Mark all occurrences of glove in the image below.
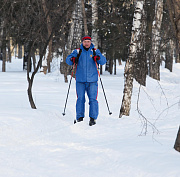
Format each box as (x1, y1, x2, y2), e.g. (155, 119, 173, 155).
(93, 55, 100, 62)
(71, 57, 78, 64)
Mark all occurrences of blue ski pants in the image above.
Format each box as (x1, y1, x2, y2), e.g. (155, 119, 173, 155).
(76, 82, 98, 120)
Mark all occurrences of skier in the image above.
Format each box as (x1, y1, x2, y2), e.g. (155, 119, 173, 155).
(66, 36, 106, 126)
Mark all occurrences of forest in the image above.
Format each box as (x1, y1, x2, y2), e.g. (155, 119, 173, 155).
(0, 0, 180, 151)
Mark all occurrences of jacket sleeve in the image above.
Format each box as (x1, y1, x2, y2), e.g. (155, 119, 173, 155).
(66, 49, 78, 65)
(95, 49, 107, 65)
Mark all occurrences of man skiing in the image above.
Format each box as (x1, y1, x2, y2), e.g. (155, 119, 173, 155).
(66, 36, 106, 126)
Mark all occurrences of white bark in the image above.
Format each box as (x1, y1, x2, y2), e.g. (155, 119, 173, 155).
(72, 0, 83, 49)
(92, 0, 98, 48)
(66, 0, 82, 55)
(134, 6, 147, 86)
(81, 0, 88, 35)
(119, 0, 145, 118)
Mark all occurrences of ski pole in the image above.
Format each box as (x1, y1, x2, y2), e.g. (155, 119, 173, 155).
(95, 62, 112, 115)
(62, 63, 76, 116)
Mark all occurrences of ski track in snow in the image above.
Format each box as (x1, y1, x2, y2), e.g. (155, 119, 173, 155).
(0, 58, 180, 177)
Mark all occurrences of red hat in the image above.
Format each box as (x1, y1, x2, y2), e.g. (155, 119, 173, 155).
(82, 36, 91, 41)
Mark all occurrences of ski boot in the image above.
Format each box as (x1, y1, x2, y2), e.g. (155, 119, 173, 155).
(89, 117, 96, 126)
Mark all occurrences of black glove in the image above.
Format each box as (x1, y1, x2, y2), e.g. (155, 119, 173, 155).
(71, 57, 78, 64)
(93, 55, 100, 62)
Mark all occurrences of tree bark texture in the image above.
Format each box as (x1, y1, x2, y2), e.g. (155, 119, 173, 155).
(174, 126, 180, 152)
(149, 0, 163, 80)
(61, 8, 75, 81)
(134, 7, 147, 86)
(92, 0, 98, 48)
(119, 0, 145, 118)
(165, 40, 173, 72)
(81, 0, 88, 35)
(60, 0, 82, 81)
(72, 0, 83, 49)
(42, 0, 53, 74)
(166, 0, 180, 63)
(62, 43, 68, 83)
(7, 36, 11, 62)
(27, 42, 36, 109)
(2, 26, 6, 72)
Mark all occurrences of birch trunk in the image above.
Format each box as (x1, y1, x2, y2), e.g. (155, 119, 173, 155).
(92, 0, 98, 48)
(149, 0, 163, 80)
(134, 7, 147, 86)
(119, 0, 145, 118)
(72, 0, 83, 49)
(81, 0, 88, 35)
(60, 0, 82, 82)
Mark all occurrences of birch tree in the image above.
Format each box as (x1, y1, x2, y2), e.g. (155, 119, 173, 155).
(149, 0, 164, 80)
(134, 6, 147, 86)
(81, 0, 88, 35)
(60, 0, 83, 82)
(119, 0, 145, 118)
(92, 0, 98, 48)
(72, 0, 83, 49)
(61, 10, 76, 83)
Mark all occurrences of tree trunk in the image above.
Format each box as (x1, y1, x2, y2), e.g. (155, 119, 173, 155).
(42, 0, 53, 74)
(166, 0, 180, 63)
(2, 46, 6, 72)
(25, 0, 77, 108)
(60, 0, 82, 82)
(27, 79, 36, 109)
(72, 0, 83, 48)
(149, 0, 164, 80)
(2, 26, 6, 72)
(47, 40, 52, 73)
(174, 126, 180, 152)
(109, 57, 113, 75)
(113, 48, 116, 75)
(165, 40, 173, 72)
(18, 45, 22, 59)
(7, 36, 11, 62)
(81, 0, 88, 35)
(27, 42, 36, 109)
(61, 7, 75, 81)
(114, 59, 116, 75)
(119, 0, 145, 118)
(92, 0, 98, 48)
(32, 52, 36, 71)
(134, 7, 147, 86)
(62, 43, 68, 83)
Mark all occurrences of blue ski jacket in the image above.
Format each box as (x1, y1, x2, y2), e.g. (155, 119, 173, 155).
(66, 43, 106, 82)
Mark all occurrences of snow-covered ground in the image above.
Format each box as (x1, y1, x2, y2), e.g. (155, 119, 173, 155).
(0, 57, 180, 177)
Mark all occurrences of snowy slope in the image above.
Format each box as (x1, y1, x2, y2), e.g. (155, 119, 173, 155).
(0, 57, 180, 177)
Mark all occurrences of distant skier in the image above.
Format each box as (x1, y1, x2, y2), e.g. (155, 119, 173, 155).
(66, 36, 106, 126)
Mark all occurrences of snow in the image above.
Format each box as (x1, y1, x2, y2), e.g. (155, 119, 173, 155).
(0, 57, 180, 177)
